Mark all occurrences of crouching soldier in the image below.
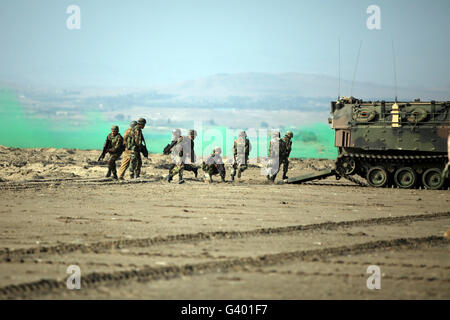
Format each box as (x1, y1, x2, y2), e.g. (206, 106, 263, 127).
(202, 146, 226, 183)
(166, 129, 197, 184)
(231, 131, 251, 181)
(98, 125, 124, 179)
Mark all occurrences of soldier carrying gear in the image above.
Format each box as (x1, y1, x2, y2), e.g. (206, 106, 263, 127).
(118, 120, 137, 180)
(99, 125, 124, 180)
(166, 129, 197, 184)
(164, 129, 198, 180)
(202, 146, 226, 183)
(280, 131, 293, 180)
(230, 131, 252, 181)
(127, 118, 147, 179)
(266, 130, 286, 182)
(164, 129, 182, 155)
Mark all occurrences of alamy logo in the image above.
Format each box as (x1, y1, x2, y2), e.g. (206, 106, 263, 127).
(366, 5, 381, 30)
(366, 265, 381, 290)
(66, 265, 81, 290)
(66, 5, 81, 30)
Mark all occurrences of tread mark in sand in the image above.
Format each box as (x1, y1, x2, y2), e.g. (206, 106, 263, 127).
(1, 211, 449, 263)
(0, 235, 448, 298)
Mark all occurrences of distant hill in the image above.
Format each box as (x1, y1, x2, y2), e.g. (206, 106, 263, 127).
(2, 72, 449, 113)
(152, 72, 450, 103)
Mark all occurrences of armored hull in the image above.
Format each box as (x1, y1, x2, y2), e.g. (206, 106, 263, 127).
(330, 97, 449, 189)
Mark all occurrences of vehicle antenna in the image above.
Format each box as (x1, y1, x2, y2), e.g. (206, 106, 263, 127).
(350, 40, 363, 97)
(392, 38, 398, 102)
(338, 37, 341, 100)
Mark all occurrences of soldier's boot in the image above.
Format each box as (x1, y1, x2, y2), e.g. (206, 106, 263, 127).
(105, 169, 111, 178)
(204, 173, 212, 183)
(112, 170, 118, 180)
(230, 174, 235, 181)
(135, 171, 140, 179)
(166, 174, 173, 183)
(178, 172, 185, 184)
(193, 167, 198, 178)
(237, 168, 242, 179)
(130, 173, 134, 179)
(221, 175, 226, 182)
(266, 175, 271, 181)
(282, 166, 288, 180)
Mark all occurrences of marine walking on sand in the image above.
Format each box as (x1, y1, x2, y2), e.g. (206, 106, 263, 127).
(118, 120, 137, 180)
(127, 118, 147, 179)
(266, 130, 287, 183)
(230, 131, 251, 181)
(164, 129, 198, 180)
(98, 125, 124, 180)
(166, 129, 197, 184)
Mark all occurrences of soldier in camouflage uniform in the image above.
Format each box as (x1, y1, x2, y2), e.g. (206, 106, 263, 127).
(166, 129, 197, 184)
(118, 120, 137, 180)
(164, 129, 198, 179)
(280, 131, 293, 180)
(101, 125, 124, 179)
(266, 130, 286, 182)
(230, 131, 252, 181)
(127, 118, 146, 179)
(202, 146, 226, 183)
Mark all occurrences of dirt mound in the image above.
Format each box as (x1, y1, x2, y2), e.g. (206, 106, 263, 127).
(0, 146, 334, 182)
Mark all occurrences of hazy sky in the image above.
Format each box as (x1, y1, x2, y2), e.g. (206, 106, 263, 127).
(1, 0, 449, 88)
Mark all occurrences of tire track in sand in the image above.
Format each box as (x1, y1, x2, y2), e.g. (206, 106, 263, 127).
(1, 211, 448, 263)
(0, 235, 447, 299)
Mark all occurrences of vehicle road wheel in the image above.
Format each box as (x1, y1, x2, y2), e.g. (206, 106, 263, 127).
(394, 167, 417, 189)
(422, 168, 444, 190)
(341, 157, 356, 175)
(366, 166, 388, 188)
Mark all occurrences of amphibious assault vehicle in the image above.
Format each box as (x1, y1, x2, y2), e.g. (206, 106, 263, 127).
(283, 97, 450, 189)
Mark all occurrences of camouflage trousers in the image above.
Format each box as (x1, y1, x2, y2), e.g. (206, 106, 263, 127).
(281, 158, 289, 178)
(267, 157, 289, 181)
(169, 163, 197, 175)
(169, 163, 185, 181)
(202, 163, 226, 181)
(231, 163, 248, 178)
(129, 152, 142, 176)
(108, 153, 121, 173)
(118, 150, 131, 179)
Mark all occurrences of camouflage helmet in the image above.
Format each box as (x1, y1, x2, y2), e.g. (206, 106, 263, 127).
(172, 128, 181, 137)
(188, 129, 197, 137)
(111, 125, 119, 132)
(130, 120, 138, 128)
(213, 146, 222, 154)
(285, 131, 293, 138)
(239, 130, 247, 138)
(272, 130, 280, 138)
(137, 118, 147, 125)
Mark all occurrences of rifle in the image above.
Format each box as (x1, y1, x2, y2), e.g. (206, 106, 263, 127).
(141, 134, 149, 158)
(163, 140, 177, 155)
(98, 137, 111, 162)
